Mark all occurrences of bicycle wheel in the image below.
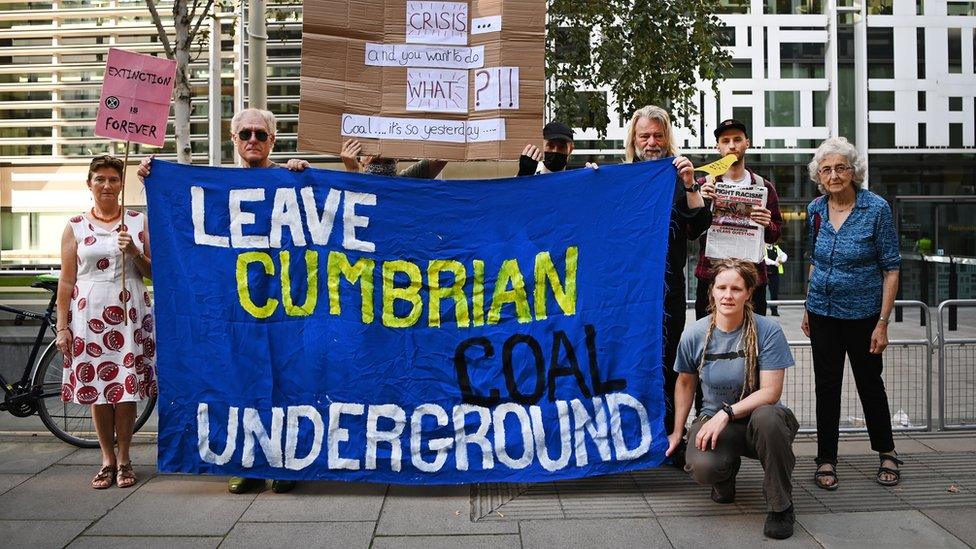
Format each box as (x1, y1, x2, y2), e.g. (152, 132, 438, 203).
(34, 341, 157, 448)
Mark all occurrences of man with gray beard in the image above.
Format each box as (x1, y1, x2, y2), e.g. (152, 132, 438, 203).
(624, 105, 711, 467)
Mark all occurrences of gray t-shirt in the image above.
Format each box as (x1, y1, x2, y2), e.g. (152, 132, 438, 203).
(675, 315, 794, 417)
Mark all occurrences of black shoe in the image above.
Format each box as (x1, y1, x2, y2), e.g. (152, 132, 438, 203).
(764, 505, 795, 539)
(710, 479, 735, 504)
(771, 311, 780, 316)
(271, 480, 297, 493)
(227, 477, 262, 494)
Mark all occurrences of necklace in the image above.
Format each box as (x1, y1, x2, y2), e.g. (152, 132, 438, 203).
(90, 207, 121, 223)
(829, 200, 853, 213)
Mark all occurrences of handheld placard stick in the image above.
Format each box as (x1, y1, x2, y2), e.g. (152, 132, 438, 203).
(120, 139, 131, 326)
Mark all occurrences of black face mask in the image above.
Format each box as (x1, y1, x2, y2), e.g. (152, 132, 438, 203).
(543, 151, 569, 172)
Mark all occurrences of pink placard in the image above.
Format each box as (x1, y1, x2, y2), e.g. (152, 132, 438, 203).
(94, 48, 177, 147)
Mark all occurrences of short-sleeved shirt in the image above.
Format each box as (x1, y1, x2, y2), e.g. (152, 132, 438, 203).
(805, 189, 901, 319)
(675, 315, 794, 417)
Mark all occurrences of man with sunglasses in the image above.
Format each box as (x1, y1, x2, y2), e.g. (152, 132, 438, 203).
(137, 108, 311, 175)
(136, 108, 306, 495)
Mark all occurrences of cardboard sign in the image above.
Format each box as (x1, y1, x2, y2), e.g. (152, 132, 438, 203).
(695, 154, 739, 177)
(473, 67, 519, 110)
(406, 1, 468, 45)
(406, 68, 469, 112)
(299, 0, 545, 161)
(94, 48, 176, 147)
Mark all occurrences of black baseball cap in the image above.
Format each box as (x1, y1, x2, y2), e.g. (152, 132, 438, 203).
(714, 118, 749, 139)
(543, 121, 574, 142)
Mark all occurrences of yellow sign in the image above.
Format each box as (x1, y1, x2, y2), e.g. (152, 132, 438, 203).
(695, 154, 738, 177)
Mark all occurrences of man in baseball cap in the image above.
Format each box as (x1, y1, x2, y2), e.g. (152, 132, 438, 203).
(516, 121, 575, 176)
(694, 118, 784, 320)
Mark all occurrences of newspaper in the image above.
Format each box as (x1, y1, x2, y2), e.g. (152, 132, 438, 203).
(704, 181, 768, 262)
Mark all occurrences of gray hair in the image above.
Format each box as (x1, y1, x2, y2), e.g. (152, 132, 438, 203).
(808, 137, 866, 193)
(624, 105, 677, 163)
(230, 108, 277, 135)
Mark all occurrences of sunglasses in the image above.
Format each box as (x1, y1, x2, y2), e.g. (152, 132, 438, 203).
(237, 129, 270, 142)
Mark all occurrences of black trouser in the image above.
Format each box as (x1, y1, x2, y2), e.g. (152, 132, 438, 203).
(662, 298, 686, 436)
(695, 279, 768, 320)
(767, 271, 780, 314)
(693, 281, 767, 414)
(807, 311, 895, 465)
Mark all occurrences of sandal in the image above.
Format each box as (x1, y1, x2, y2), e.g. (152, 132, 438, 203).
(814, 464, 839, 491)
(91, 465, 115, 490)
(877, 454, 903, 486)
(117, 462, 137, 488)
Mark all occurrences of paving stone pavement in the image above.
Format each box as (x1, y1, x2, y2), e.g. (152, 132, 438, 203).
(0, 432, 972, 548)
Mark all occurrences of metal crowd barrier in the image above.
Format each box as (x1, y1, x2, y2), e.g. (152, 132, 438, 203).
(770, 300, 931, 434)
(938, 299, 976, 430)
(685, 299, 935, 434)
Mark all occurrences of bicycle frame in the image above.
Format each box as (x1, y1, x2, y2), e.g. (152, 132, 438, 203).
(0, 291, 58, 398)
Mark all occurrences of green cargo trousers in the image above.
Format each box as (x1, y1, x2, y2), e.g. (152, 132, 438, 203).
(685, 404, 799, 512)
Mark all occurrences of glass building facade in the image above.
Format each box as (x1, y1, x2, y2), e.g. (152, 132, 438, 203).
(1, 0, 974, 301)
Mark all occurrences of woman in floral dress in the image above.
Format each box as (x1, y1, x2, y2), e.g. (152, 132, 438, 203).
(55, 155, 156, 489)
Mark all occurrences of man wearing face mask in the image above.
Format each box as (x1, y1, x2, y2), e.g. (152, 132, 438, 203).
(339, 139, 448, 179)
(623, 105, 711, 467)
(517, 122, 575, 176)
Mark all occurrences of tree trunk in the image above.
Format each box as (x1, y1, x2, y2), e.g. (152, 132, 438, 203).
(173, 1, 192, 164)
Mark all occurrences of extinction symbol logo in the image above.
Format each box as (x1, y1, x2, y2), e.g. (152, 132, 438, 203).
(105, 96, 120, 110)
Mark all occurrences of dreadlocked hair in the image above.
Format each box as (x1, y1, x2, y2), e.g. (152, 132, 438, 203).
(697, 259, 761, 400)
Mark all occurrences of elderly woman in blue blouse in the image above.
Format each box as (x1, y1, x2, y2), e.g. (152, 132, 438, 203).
(800, 137, 902, 491)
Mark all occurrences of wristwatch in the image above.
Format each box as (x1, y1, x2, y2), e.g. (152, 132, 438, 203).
(686, 182, 701, 193)
(878, 315, 889, 325)
(722, 403, 735, 420)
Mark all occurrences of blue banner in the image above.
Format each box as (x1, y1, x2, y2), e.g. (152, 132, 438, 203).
(147, 159, 675, 483)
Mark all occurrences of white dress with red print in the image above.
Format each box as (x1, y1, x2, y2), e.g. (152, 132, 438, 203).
(61, 210, 157, 405)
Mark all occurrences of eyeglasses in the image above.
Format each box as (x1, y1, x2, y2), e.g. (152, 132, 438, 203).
(818, 165, 852, 176)
(237, 129, 270, 142)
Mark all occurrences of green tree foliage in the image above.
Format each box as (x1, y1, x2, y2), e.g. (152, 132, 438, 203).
(547, 0, 732, 137)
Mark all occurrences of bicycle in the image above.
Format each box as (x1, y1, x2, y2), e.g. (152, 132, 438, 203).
(0, 273, 156, 448)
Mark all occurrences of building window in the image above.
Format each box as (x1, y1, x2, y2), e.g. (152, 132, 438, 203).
(867, 28, 894, 79)
(949, 124, 963, 148)
(947, 2, 976, 15)
(868, 123, 895, 148)
(780, 42, 826, 79)
(717, 0, 751, 14)
(868, 90, 895, 111)
(868, 0, 894, 15)
(765, 91, 800, 127)
(948, 28, 962, 74)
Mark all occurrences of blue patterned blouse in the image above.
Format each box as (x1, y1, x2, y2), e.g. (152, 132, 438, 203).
(806, 189, 901, 319)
